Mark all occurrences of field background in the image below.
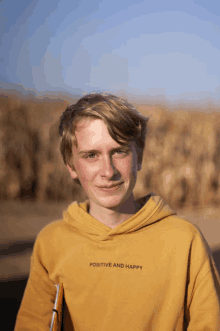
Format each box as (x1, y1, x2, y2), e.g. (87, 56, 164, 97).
(1, 93, 220, 329)
(1, 94, 220, 208)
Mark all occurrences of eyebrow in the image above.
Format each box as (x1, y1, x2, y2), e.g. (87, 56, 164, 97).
(78, 145, 131, 155)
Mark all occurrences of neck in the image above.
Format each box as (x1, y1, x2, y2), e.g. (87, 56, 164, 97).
(89, 194, 142, 229)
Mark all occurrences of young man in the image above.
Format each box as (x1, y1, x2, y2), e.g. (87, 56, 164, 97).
(15, 94, 220, 330)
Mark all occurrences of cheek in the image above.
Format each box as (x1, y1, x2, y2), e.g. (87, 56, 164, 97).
(116, 158, 134, 175)
(77, 162, 97, 180)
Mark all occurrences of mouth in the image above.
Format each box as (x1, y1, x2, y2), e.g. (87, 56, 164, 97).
(97, 183, 123, 192)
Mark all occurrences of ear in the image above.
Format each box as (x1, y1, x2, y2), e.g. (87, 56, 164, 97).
(137, 163, 142, 171)
(67, 164, 78, 179)
(134, 143, 143, 172)
(137, 153, 143, 171)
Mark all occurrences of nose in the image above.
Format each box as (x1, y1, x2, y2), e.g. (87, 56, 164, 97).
(100, 155, 117, 178)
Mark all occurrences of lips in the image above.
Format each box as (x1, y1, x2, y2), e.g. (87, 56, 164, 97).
(97, 183, 123, 191)
(99, 183, 122, 189)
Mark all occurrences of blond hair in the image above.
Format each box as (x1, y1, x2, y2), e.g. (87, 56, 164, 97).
(59, 93, 149, 183)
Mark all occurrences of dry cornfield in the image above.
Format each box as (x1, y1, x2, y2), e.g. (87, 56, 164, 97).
(1, 94, 220, 210)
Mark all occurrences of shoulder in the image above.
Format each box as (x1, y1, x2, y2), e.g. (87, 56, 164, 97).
(163, 213, 200, 234)
(37, 219, 64, 238)
(154, 215, 214, 276)
(160, 214, 210, 250)
(36, 201, 80, 242)
(34, 218, 72, 251)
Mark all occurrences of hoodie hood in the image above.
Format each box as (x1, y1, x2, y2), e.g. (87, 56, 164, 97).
(63, 193, 176, 241)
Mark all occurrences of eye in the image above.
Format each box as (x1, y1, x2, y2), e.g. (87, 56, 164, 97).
(115, 149, 129, 156)
(85, 153, 96, 159)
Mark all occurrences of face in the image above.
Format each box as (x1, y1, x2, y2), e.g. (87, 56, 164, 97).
(67, 119, 142, 212)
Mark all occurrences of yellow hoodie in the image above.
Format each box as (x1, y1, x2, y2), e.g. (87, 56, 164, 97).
(15, 194, 220, 330)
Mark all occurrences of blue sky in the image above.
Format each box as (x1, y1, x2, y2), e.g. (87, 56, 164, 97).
(1, 0, 220, 100)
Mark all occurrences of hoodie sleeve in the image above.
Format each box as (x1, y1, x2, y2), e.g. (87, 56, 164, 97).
(186, 230, 220, 330)
(14, 235, 57, 331)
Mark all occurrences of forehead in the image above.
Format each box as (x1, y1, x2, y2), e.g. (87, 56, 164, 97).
(75, 117, 103, 134)
(74, 118, 133, 150)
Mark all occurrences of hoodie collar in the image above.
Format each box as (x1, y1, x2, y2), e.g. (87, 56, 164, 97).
(63, 193, 176, 241)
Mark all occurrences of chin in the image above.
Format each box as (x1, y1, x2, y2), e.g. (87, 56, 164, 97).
(96, 194, 127, 210)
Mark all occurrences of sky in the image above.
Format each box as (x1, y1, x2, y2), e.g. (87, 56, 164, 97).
(0, 0, 220, 101)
